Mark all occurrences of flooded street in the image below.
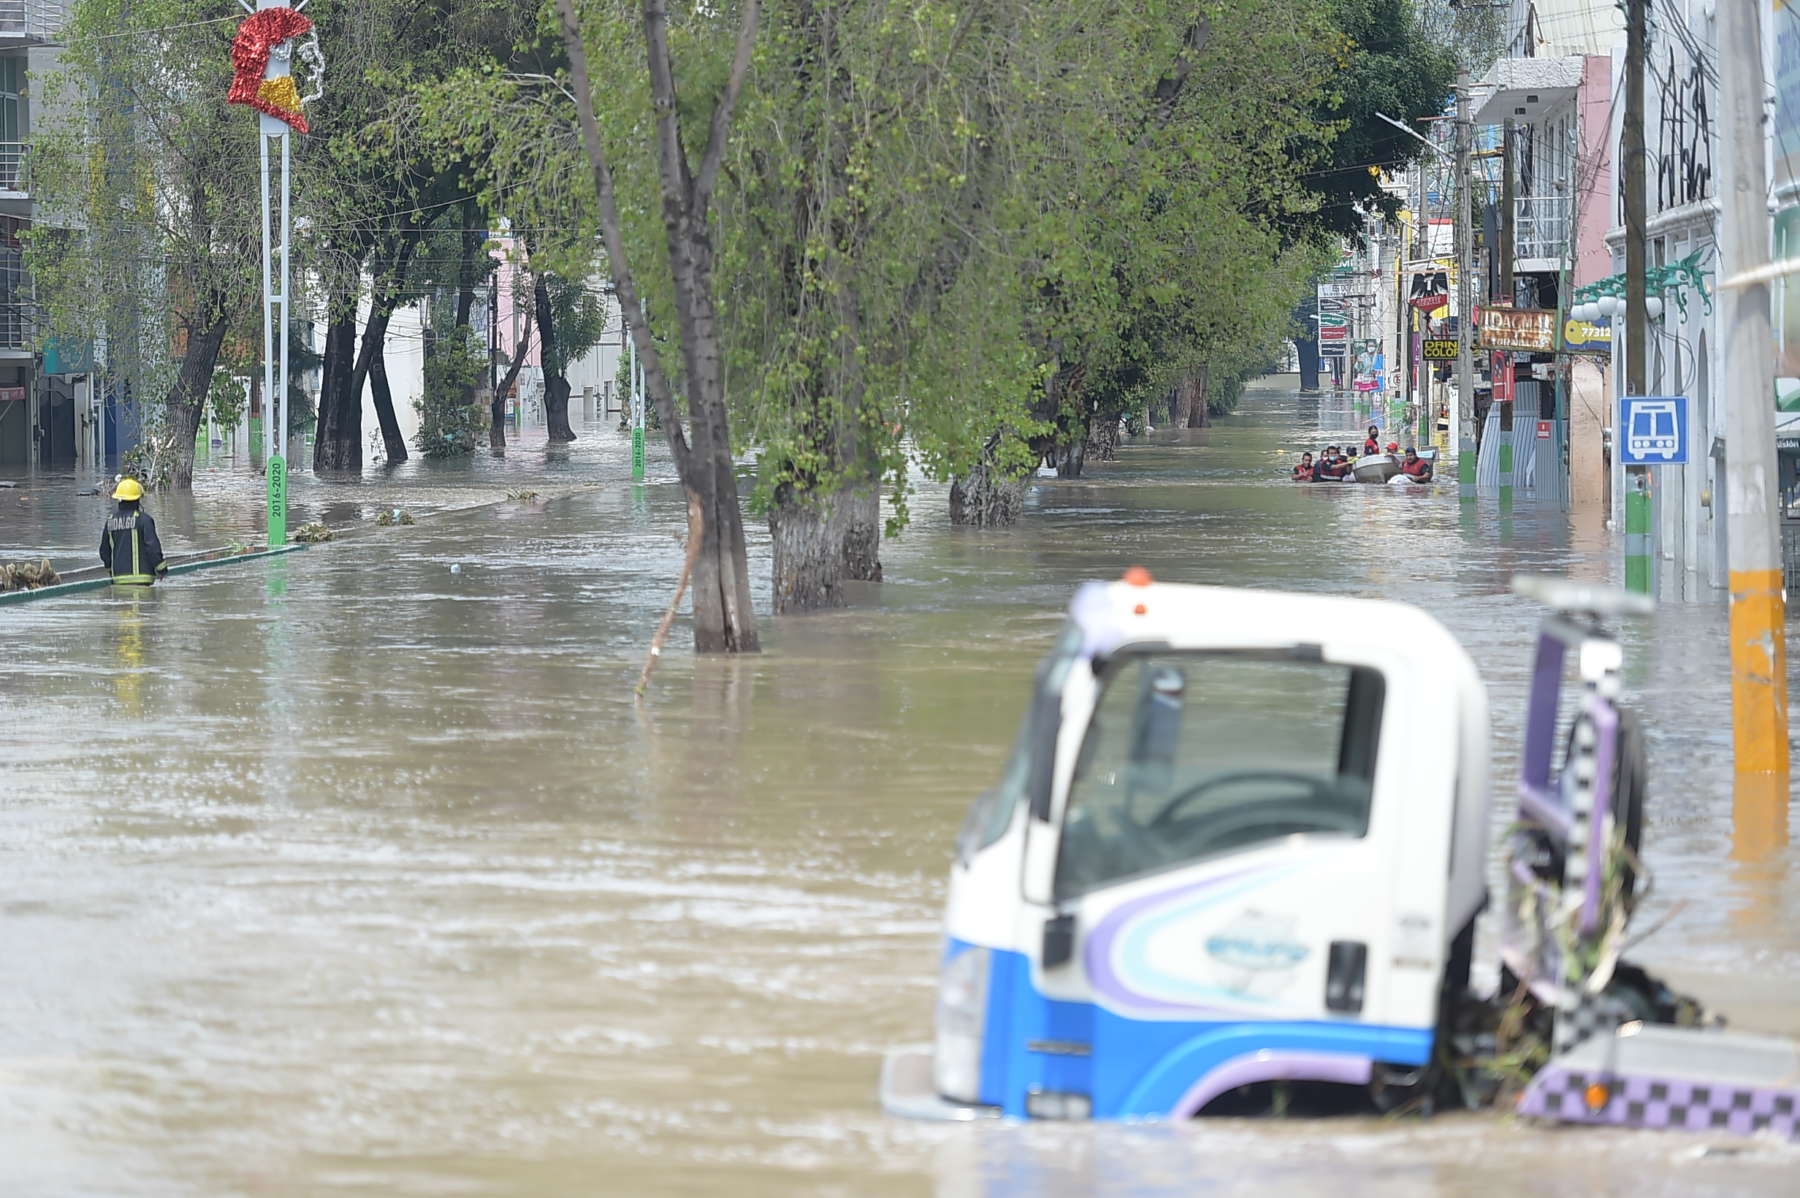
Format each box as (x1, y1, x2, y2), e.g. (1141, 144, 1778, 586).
(2, 376, 1797, 1195)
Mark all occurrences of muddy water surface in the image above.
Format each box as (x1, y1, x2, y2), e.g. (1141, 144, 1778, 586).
(2, 379, 1796, 1195)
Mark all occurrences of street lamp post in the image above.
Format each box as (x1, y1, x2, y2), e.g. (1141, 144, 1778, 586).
(228, 1, 321, 547)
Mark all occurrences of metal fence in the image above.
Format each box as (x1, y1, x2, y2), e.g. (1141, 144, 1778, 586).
(1515, 194, 1571, 261)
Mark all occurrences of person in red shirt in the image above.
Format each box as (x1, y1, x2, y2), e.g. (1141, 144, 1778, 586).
(1400, 447, 1434, 481)
(1363, 425, 1381, 456)
(1292, 452, 1315, 481)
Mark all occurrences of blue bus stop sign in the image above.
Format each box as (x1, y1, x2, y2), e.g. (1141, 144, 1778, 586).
(1619, 395, 1689, 466)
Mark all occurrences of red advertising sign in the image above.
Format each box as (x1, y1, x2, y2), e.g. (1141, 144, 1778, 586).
(1536, 420, 1552, 440)
(1492, 353, 1515, 403)
(0, 386, 24, 402)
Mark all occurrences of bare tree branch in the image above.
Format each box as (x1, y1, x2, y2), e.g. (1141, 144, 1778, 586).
(693, 0, 761, 215)
(552, 0, 693, 476)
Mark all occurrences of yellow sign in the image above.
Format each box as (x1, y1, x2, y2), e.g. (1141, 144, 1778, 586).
(1422, 339, 1458, 360)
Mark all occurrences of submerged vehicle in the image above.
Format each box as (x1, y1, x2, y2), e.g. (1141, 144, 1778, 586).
(879, 570, 1800, 1137)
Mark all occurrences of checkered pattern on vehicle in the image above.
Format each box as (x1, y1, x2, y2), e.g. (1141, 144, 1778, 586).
(1553, 994, 1632, 1055)
(1520, 1066, 1800, 1138)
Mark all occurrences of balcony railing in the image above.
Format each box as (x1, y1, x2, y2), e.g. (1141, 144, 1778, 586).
(1515, 194, 1571, 262)
(0, 299, 34, 351)
(0, 142, 25, 193)
(0, 2, 69, 39)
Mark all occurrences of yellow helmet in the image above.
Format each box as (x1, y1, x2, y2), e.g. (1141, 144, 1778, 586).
(112, 478, 144, 502)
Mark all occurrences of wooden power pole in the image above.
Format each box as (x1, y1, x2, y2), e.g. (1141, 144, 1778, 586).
(1623, 0, 1651, 591)
(1456, 73, 1475, 502)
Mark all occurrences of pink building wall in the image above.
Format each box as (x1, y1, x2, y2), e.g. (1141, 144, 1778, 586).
(1574, 54, 1613, 288)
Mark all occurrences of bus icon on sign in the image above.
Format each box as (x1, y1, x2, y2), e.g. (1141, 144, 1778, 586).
(1619, 396, 1688, 465)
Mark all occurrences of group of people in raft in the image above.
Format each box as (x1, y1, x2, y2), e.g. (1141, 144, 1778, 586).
(1293, 424, 1434, 483)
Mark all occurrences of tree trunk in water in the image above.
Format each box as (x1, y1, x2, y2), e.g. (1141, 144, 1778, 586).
(1172, 377, 1197, 426)
(543, 375, 575, 442)
(488, 298, 533, 452)
(840, 484, 882, 581)
(1055, 434, 1086, 478)
(489, 393, 508, 450)
(1185, 363, 1211, 428)
(554, 0, 758, 651)
(1086, 416, 1120, 462)
(368, 344, 407, 463)
(312, 297, 361, 472)
(686, 448, 759, 653)
(533, 273, 577, 442)
(949, 459, 1028, 526)
(770, 486, 849, 611)
(164, 312, 230, 489)
(1296, 334, 1320, 392)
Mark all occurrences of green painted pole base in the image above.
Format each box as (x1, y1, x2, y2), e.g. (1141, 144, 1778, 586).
(631, 426, 645, 482)
(249, 417, 264, 462)
(1624, 478, 1651, 594)
(1498, 442, 1513, 510)
(1459, 437, 1476, 503)
(267, 454, 288, 548)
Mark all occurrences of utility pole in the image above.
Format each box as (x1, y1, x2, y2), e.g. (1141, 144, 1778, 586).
(1456, 73, 1475, 503)
(1717, 0, 1790, 826)
(1623, 0, 1651, 592)
(1500, 118, 1516, 307)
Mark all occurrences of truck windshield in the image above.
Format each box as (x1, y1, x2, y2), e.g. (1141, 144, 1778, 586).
(1054, 650, 1382, 899)
(955, 621, 1084, 864)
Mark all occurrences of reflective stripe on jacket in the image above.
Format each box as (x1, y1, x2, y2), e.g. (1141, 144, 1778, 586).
(99, 508, 166, 582)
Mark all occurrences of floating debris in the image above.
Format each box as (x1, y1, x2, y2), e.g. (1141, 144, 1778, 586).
(375, 508, 415, 527)
(505, 489, 541, 503)
(0, 558, 61, 592)
(449, 563, 462, 575)
(292, 522, 333, 543)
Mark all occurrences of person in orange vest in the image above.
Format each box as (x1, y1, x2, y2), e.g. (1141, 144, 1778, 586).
(1292, 452, 1315, 481)
(1319, 447, 1354, 480)
(98, 478, 168, 585)
(1399, 447, 1434, 481)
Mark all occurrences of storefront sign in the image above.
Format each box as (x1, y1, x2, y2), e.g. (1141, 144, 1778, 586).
(1561, 316, 1612, 353)
(1422, 339, 1457, 360)
(1536, 420, 1552, 440)
(0, 386, 24, 402)
(1479, 307, 1558, 353)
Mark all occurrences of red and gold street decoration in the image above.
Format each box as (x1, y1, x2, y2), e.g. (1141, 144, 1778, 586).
(227, 6, 314, 133)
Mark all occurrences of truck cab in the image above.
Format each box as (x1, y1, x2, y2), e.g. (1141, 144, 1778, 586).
(882, 571, 1491, 1120)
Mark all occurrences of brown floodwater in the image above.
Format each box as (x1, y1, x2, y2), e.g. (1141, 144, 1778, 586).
(2, 378, 1796, 1195)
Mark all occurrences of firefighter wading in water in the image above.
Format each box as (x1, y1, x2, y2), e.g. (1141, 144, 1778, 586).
(99, 478, 168, 585)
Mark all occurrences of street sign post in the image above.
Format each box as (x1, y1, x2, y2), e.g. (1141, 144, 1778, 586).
(1619, 395, 1689, 466)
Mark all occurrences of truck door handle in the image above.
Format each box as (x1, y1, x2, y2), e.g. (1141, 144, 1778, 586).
(1042, 913, 1076, 969)
(1325, 940, 1367, 1013)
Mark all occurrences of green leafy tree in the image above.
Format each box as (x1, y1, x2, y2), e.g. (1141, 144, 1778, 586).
(27, 0, 260, 490)
(416, 324, 484, 457)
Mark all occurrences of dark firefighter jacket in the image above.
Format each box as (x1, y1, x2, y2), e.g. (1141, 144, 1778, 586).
(99, 507, 168, 584)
